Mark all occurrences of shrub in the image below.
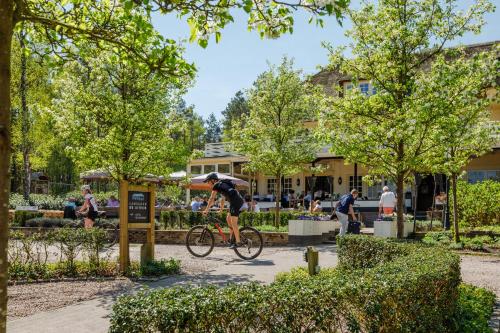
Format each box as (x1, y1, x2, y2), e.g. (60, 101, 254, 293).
(452, 284, 496, 333)
(28, 194, 65, 210)
(12, 211, 44, 227)
(8, 193, 29, 209)
(110, 236, 460, 333)
(452, 180, 500, 228)
(127, 258, 181, 278)
(24, 218, 80, 228)
(336, 235, 416, 270)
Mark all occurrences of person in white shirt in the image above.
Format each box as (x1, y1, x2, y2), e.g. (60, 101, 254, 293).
(379, 186, 396, 215)
(252, 200, 261, 212)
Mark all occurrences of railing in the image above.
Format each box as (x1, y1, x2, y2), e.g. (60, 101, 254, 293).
(204, 143, 241, 157)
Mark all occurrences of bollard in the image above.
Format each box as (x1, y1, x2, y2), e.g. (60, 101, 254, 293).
(303, 246, 319, 276)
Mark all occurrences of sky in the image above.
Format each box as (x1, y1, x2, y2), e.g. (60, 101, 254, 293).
(152, 2, 500, 119)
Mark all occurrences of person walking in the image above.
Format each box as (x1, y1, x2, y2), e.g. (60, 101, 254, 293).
(78, 185, 98, 228)
(379, 186, 396, 216)
(336, 189, 359, 236)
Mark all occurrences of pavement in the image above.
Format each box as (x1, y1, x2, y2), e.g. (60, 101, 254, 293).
(7, 244, 500, 333)
(7, 244, 338, 333)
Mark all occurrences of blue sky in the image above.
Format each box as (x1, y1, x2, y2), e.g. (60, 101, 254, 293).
(152, 3, 499, 119)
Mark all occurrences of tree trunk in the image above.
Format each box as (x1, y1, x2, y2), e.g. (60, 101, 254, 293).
(396, 174, 405, 238)
(19, 28, 31, 200)
(0, 2, 14, 331)
(451, 173, 460, 243)
(275, 175, 281, 228)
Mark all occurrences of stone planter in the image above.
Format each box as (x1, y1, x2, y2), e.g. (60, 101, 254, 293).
(288, 220, 340, 245)
(374, 220, 413, 238)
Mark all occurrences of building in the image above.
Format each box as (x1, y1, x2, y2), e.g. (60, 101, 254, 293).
(187, 41, 499, 219)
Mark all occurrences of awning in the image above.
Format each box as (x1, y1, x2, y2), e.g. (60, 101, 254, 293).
(187, 173, 249, 190)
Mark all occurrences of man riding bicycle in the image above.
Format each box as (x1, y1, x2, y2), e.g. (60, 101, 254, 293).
(202, 172, 244, 249)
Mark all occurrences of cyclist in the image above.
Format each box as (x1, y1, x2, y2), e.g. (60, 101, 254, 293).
(202, 172, 244, 248)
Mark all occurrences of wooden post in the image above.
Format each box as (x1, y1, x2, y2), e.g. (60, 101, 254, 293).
(146, 184, 155, 262)
(306, 246, 319, 276)
(119, 180, 129, 273)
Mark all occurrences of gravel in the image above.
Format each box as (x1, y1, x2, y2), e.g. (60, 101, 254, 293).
(8, 278, 134, 320)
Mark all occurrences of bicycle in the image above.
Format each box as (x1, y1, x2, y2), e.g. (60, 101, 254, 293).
(185, 215, 264, 260)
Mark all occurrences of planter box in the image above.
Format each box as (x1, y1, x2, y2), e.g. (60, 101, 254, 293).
(374, 220, 413, 238)
(288, 220, 340, 245)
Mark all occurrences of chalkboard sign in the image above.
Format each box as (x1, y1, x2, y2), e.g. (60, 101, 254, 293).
(128, 191, 151, 223)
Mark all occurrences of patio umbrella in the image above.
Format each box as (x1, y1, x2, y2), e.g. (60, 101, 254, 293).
(187, 173, 249, 190)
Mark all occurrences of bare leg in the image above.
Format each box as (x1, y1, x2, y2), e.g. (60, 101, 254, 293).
(230, 216, 241, 243)
(226, 214, 234, 242)
(84, 218, 94, 229)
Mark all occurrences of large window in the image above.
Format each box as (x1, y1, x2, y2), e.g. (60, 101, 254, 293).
(190, 165, 202, 174)
(284, 178, 292, 193)
(468, 170, 500, 184)
(267, 178, 277, 194)
(204, 165, 216, 173)
(349, 176, 363, 197)
(218, 164, 230, 174)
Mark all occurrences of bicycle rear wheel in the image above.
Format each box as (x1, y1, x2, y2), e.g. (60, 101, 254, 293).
(186, 225, 215, 257)
(234, 226, 263, 260)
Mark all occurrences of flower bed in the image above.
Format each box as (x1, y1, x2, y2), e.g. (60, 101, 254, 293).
(110, 236, 465, 333)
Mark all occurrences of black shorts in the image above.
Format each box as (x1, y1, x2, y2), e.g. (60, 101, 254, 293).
(229, 198, 244, 217)
(87, 210, 98, 221)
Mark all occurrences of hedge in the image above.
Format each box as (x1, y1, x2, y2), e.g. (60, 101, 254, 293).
(110, 236, 462, 333)
(12, 211, 44, 227)
(160, 210, 317, 229)
(452, 180, 500, 227)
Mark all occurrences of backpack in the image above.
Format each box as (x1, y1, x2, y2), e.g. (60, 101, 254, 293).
(219, 179, 236, 189)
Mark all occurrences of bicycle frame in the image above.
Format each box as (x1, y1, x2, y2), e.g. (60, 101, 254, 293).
(206, 216, 233, 243)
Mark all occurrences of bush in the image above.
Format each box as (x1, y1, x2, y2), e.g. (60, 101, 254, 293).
(336, 235, 416, 270)
(110, 235, 461, 333)
(12, 211, 44, 227)
(452, 284, 496, 333)
(423, 231, 500, 251)
(452, 180, 500, 228)
(24, 218, 80, 228)
(127, 258, 181, 278)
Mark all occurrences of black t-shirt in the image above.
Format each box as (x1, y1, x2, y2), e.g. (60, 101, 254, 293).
(212, 180, 242, 204)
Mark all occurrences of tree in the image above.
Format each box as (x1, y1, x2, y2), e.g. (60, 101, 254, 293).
(426, 50, 498, 242)
(53, 53, 188, 181)
(221, 91, 249, 139)
(318, 0, 494, 238)
(173, 100, 206, 152)
(231, 59, 324, 226)
(0, 0, 348, 328)
(205, 113, 222, 143)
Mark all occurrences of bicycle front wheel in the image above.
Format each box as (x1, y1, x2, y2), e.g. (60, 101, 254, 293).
(234, 226, 264, 260)
(186, 225, 215, 257)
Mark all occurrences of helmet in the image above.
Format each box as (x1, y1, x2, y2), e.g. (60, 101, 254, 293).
(81, 185, 91, 191)
(203, 172, 219, 183)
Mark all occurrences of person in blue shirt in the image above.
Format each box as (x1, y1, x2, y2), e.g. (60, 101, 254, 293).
(335, 189, 359, 236)
(190, 197, 202, 211)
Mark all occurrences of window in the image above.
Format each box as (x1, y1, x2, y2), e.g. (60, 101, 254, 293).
(344, 81, 376, 96)
(359, 83, 370, 95)
(267, 178, 277, 194)
(367, 182, 382, 200)
(468, 170, 500, 184)
(190, 165, 202, 174)
(284, 178, 292, 193)
(218, 164, 230, 174)
(204, 165, 216, 173)
(349, 176, 363, 197)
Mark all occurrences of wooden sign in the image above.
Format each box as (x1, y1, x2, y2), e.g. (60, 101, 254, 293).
(119, 180, 155, 272)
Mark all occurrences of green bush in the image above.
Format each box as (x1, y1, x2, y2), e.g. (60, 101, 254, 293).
(336, 235, 417, 270)
(110, 236, 461, 333)
(423, 231, 500, 251)
(12, 211, 44, 227)
(452, 180, 500, 228)
(24, 218, 80, 228)
(127, 258, 181, 278)
(452, 284, 496, 333)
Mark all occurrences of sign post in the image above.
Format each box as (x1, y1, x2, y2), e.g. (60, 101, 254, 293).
(119, 180, 155, 273)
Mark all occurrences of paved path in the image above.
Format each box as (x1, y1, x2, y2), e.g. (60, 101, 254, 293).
(7, 245, 500, 333)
